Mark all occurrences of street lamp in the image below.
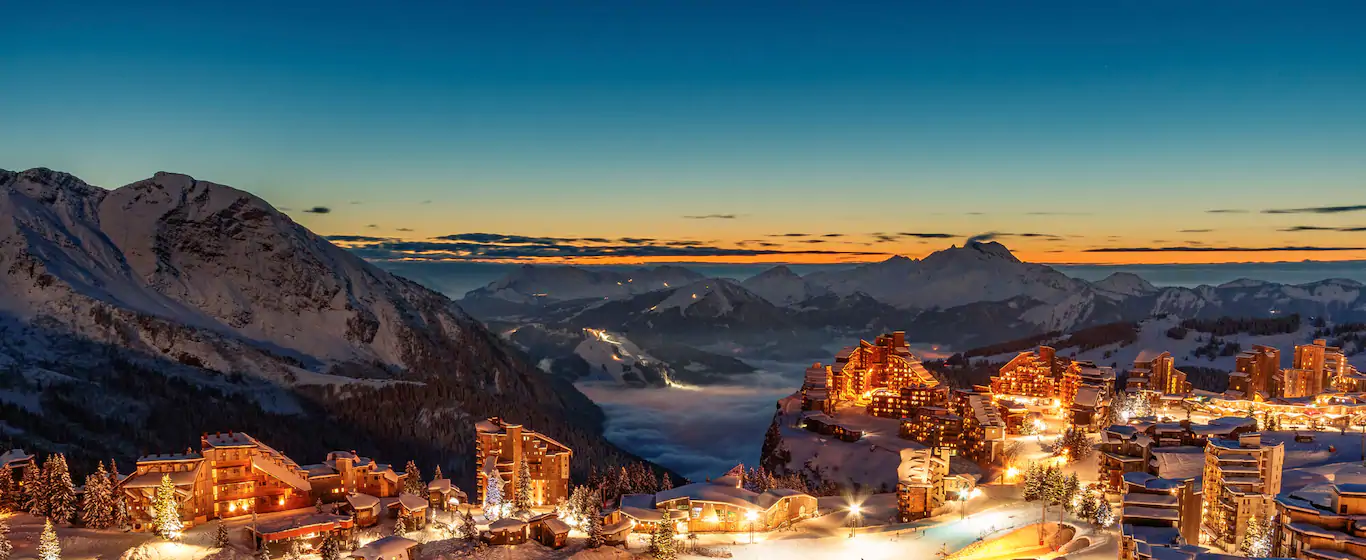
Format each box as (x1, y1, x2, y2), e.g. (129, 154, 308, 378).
(745, 511, 758, 544)
(958, 490, 969, 520)
(848, 504, 862, 538)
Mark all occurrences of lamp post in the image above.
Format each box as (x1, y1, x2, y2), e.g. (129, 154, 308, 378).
(745, 511, 757, 544)
(848, 504, 861, 538)
(959, 490, 968, 520)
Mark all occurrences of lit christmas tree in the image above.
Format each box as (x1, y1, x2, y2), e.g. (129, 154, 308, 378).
(483, 475, 504, 521)
(0, 466, 13, 514)
(214, 523, 231, 548)
(38, 519, 61, 560)
(651, 509, 676, 560)
(151, 474, 183, 539)
(512, 460, 533, 519)
(1241, 512, 1272, 558)
(319, 533, 340, 560)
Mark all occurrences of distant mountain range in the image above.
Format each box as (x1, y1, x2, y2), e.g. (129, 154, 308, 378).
(0, 168, 660, 482)
(461, 242, 1366, 386)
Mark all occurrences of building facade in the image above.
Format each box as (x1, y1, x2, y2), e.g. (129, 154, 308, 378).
(475, 417, 573, 507)
(1200, 433, 1284, 553)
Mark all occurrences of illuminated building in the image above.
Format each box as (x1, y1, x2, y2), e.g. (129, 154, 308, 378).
(955, 391, 1006, 464)
(1119, 473, 1202, 560)
(123, 432, 332, 532)
(868, 384, 949, 419)
(475, 417, 573, 507)
(650, 473, 817, 533)
(898, 407, 962, 449)
(1126, 351, 1192, 395)
(1201, 433, 1284, 553)
(1274, 482, 1366, 559)
(991, 346, 1066, 399)
(1098, 418, 1255, 493)
(896, 446, 953, 522)
(1228, 345, 1281, 399)
(826, 331, 938, 405)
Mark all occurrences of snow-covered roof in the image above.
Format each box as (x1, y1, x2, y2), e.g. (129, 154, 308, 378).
(489, 518, 527, 531)
(255, 513, 350, 536)
(428, 478, 451, 492)
(203, 432, 256, 448)
(1124, 493, 1179, 507)
(351, 536, 419, 560)
(1122, 524, 1182, 546)
(1073, 385, 1100, 407)
(346, 493, 381, 510)
(536, 517, 571, 534)
(1122, 505, 1181, 522)
(396, 493, 428, 511)
(252, 453, 311, 491)
(137, 451, 202, 462)
(654, 478, 812, 512)
(621, 493, 657, 510)
(124, 469, 200, 489)
(0, 449, 33, 468)
(302, 464, 338, 478)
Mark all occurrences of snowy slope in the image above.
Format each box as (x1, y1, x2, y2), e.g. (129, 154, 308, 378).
(0, 167, 646, 481)
(463, 264, 702, 304)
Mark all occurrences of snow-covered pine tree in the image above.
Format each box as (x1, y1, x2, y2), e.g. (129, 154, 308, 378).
(512, 459, 533, 518)
(319, 533, 340, 560)
(315, 498, 324, 514)
(660, 474, 673, 491)
(214, 523, 230, 548)
(651, 509, 676, 560)
(483, 475, 504, 521)
(393, 514, 407, 536)
(255, 545, 271, 560)
(38, 519, 61, 560)
(47, 455, 77, 524)
(1062, 473, 1081, 513)
(402, 461, 423, 495)
(81, 462, 115, 529)
(0, 466, 12, 514)
(433, 465, 443, 481)
(24, 460, 45, 516)
(586, 497, 604, 549)
(151, 474, 183, 539)
(0, 519, 12, 560)
(1022, 463, 1045, 502)
(461, 508, 479, 543)
(1095, 500, 1115, 527)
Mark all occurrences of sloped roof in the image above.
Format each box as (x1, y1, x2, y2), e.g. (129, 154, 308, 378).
(346, 493, 380, 510)
(352, 536, 419, 560)
(397, 493, 428, 511)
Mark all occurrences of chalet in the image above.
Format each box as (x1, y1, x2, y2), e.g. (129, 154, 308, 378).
(392, 493, 429, 529)
(801, 413, 862, 442)
(487, 518, 529, 545)
(0, 449, 34, 483)
(427, 478, 467, 511)
(344, 493, 382, 528)
(652, 475, 817, 533)
(528, 514, 571, 548)
(322, 451, 405, 498)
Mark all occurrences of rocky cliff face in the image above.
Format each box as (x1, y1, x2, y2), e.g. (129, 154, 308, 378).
(0, 168, 651, 483)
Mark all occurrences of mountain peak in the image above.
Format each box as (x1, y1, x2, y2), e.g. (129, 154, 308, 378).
(1092, 272, 1157, 297)
(967, 240, 1020, 261)
(921, 241, 1021, 265)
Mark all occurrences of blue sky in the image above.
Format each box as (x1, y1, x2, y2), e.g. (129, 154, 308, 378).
(3, 1, 1364, 264)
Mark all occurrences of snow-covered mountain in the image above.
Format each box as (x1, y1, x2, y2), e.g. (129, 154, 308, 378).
(804, 242, 1087, 309)
(465, 264, 703, 304)
(0, 167, 651, 480)
(740, 265, 829, 306)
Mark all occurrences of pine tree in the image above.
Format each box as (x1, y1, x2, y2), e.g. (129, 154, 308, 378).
(1062, 473, 1081, 513)
(315, 498, 324, 514)
(319, 533, 340, 560)
(0, 466, 12, 514)
(151, 474, 183, 539)
(214, 523, 231, 548)
(483, 475, 504, 521)
(461, 508, 479, 543)
(81, 462, 115, 529)
(38, 519, 61, 560)
(1023, 463, 1045, 502)
(660, 474, 673, 491)
(110, 484, 129, 530)
(512, 459, 533, 518)
(255, 546, 271, 560)
(433, 466, 443, 481)
(651, 510, 676, 560)
(24, 460, 45, 516)
(0, 519, 11, 560)
(393, 514, 407, 536)
(47, 455, 77, 524)
(402, 461, 424, 496)
(585, 495, 604, 549)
